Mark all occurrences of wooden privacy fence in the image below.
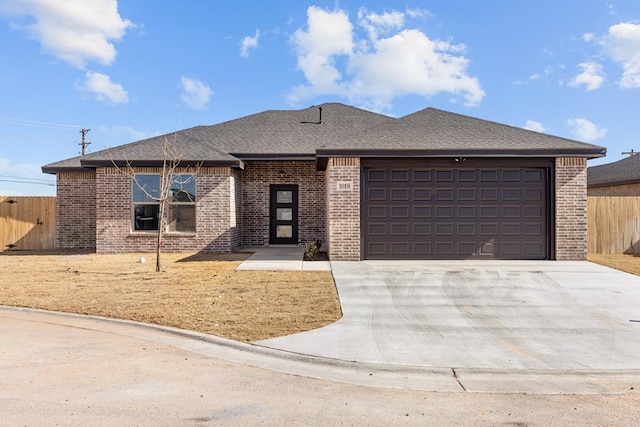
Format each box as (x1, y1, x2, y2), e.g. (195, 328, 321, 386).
(0, 196, 56, 251)
(587, 196, 640, 254)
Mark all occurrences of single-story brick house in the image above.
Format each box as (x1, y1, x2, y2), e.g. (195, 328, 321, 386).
(43, 103, 605, 260)
(588, 154, 640, 196)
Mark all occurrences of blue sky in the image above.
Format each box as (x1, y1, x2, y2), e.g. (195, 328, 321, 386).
(1, 1, 639, 196)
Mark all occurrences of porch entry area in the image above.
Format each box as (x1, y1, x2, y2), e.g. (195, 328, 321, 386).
(269, 184, 298, 245)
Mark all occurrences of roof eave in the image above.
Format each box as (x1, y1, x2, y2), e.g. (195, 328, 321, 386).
(80, 159, 244, 169)
(587, 178, 640, 188)
(42, 165, 88, 174)
(232, 153, 316, 161)
(316, 148, 606, 158)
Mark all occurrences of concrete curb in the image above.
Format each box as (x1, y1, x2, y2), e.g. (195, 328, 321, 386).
(2, 306, 638, 395)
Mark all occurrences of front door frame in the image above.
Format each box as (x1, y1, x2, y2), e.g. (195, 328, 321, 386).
(269, 184, 299, 245)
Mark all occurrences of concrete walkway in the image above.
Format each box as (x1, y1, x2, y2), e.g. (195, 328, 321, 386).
(236, 246, 331, 271)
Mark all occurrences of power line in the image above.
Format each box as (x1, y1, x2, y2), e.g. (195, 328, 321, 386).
(0, 174, 54, 184)
(0, 116, 80, 130)
(0, 179, 55, 187)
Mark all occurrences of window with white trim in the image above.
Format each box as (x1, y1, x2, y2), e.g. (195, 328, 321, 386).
(132, 174, 196, 232)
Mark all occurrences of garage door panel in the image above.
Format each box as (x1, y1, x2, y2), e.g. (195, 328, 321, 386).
(502, 188, 521, 200)
(363, 165, 549, 260)
(367, 223, 387, 236)
(368, 188, 387, 201)
(391, 188, 409, 201)
(435, 170, 454, 182)
(413, 206, 431, 218)
(525, 170, 544, 182)
(390, 223, 410, 237)
(391, 206, 410, 218)
(457, 242, 479, 256)
(503, 206, 521, 218)
(435, 205, 454, 218)
(524, 223, 544, 236)
(457, 188, 476, 200)
(413, 170, 432, 181)
(458, 206, 476, 218)
(412, 242, 432, 256)
(458, 170, 476, 181)
(368, 206, 387, 218)
(457, 223, 477, 236)
(480, 170, 499, 182)
(413, 223, 431, 236)
(413, 188, 432, 201)
(391, 170, 409, 182)
(480, 189, 498, 200)
(435, 241, 455, 255)
(435, 223, 454, 236)
(436, 188, 454, 200)
(525, 189, 544, 201)
(502, 170, 521, 181)
(390, 242, 410, 255)
(480, 206, 499, 218)
(502, 223, 521, 236)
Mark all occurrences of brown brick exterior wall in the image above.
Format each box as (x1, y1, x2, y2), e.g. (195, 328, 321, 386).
(56, 172, 96, 249)
(325, 157, 360, 260)
(555, 157, 588, 260)
(241, 161, 325, 247)
(588, 182, 640, 196)
(95, 166, 240, 253)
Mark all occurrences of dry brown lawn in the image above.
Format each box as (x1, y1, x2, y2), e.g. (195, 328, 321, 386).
(587, 253, 640, 276)
(2, 251, 636, 343)
(0, 251, 341, 342)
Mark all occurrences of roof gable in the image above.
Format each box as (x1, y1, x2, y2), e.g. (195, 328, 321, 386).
(318, 107, 605, 156)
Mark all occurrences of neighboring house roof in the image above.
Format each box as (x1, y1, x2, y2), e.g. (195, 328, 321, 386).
(588, 154, 640, 188)
(43, 102, 606, 174)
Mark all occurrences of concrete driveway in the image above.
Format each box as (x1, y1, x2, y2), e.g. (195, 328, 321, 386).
(257, 261, 640, 370)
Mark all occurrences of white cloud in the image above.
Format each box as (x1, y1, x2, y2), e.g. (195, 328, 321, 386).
(601, 22, 640, 88)
(290, 6, 354, 96)
(288, 6, 484, 111)
(180, 77, 212, 110)
(406, 7, 432, 19)
(524, 120, 546, 133)
(582, 32, 596, 42)
(528, 67, 552, 81)
(568, 62, 605, 91)
(240, 30, 260, 58)
(357, 8, 404, 41)
(0, 0, 132, 68)
(77, 72, 129, 104)
(567, 118, 607, 142)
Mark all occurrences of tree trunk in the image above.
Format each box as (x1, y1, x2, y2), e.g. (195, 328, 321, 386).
(156, 199, 165, 272)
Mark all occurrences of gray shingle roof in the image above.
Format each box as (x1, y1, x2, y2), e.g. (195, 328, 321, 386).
(43, 103, 605, 174)
(588, 154, 640, 187)
(43, 103, 393, 173)
(318, 107, 606, 156)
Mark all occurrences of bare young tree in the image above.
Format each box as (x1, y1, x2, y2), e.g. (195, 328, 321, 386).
(113, 135, 201, 272)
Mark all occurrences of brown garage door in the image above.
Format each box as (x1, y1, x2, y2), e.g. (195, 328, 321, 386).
(363, 162, 550, 260)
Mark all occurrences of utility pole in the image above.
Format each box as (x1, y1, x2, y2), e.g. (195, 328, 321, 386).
(79, 128, 91, 155)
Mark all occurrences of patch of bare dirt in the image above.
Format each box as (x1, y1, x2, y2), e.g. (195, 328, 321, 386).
(0, 251, 341, 342)
(588, 253, 640, 277)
